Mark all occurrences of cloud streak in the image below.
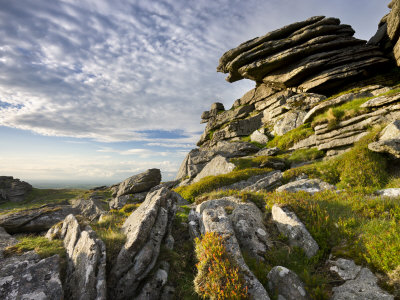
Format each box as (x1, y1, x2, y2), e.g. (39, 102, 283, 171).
(0, 0, 388, 143)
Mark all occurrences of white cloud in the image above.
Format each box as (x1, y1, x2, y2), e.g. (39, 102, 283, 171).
(1, 0, 387, 143)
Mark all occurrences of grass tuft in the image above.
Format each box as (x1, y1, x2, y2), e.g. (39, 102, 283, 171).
(174, 168, 273, 202)
(267, 124, 314, 150)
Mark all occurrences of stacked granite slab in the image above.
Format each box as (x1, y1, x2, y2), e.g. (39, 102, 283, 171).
(217, 16, 389, 93)
(369, 0, 400, 66)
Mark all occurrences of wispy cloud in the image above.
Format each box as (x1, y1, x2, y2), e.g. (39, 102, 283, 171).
(0, 0, 388, 143)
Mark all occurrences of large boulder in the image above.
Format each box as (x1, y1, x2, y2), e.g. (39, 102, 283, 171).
(0, 204, 78, 234)
(109, 187, 177, 300)
(271, 205, 319, 258)
(189, 197, 271, 299)
(112, 169, 161, 198)
(217, 16, 388, 93)
(0, 176, 32, 203)
(192, 155, 236, 183)
(250, 129, 269, 144)
(176, 141, 259, 180)
(329, 258, 394, 299)
(368, 120, 400, 158)
(71, 195, 106, 221)
(46, 214, 107, 300)
(0, 251, 64, 300)
(267, 266, 311, 300)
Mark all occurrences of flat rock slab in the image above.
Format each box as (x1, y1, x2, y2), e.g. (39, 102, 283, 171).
(271, 205, 319, 258)
(267, 266, 310, 300)
(0, 204, 78, 234)
(330, 258, 394, 300)
(376, 188, 400, 197)
(0, 252, 64, 300)
(368, 139, 400, 158)
(255, 147, 280, 156)
(222, 171, 283, 192)
(276, 178, 336, 194)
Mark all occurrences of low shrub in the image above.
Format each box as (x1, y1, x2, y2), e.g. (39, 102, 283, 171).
(194, 232, 248, 299)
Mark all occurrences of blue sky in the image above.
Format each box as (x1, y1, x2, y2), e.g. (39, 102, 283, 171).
(0, 0, 390, 187)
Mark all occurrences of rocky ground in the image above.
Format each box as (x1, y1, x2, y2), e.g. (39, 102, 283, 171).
(1, 1, 400, 299)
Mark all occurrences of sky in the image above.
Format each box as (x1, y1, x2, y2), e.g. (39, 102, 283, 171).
(0, 0, 390, 187)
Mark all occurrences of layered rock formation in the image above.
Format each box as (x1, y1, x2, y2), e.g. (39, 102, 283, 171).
(0, 176, 32, 203)
(369, 0, 400, 66)
(217, 16, 388, 93)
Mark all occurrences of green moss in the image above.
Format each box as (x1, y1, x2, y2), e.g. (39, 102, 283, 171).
(173, 168, 274, 202)
(267, 124, 314, 150)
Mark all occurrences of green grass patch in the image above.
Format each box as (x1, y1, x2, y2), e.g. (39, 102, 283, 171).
(241, 136, 265, 148)
(158, 206, 200, 299)
(4, 235, 66, 259)
(323, 87, 365, 102)
(312, 96, 372, 129)
(174, 168, 273, 202)
(0, 188, 86, 213)
(267, 123, 314, 150)
(283, 128, 388, 191)
(218, 189, 400, 296)
(90, 204, 137, 276)
(284, 148, 325, 164)
(231, 156, 286, 170)
(4, 235, 68, 280)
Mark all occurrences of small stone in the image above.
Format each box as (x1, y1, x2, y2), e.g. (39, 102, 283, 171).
(250, 129, 269, 144)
